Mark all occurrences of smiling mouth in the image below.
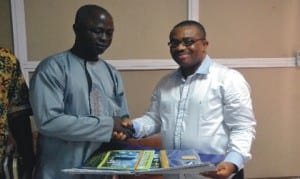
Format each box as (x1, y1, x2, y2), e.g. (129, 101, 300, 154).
(96, 41, 109, 47)
(177, 53, 190, 59)
(96, 44, 106, 48)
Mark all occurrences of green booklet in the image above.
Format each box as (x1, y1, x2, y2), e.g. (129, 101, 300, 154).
(85, 150, 155, 170)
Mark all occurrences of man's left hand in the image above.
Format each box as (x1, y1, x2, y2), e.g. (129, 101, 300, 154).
(201, 162, 237, 179)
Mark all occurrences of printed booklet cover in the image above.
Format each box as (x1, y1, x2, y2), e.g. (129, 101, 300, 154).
(87, 150, 155, 170)
(62, 149, 215, 175)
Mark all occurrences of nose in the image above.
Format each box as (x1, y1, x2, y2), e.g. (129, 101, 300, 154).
(93, 30, 110, 41)
(97, 32, 108, 40)
(174, 42, 187, 51)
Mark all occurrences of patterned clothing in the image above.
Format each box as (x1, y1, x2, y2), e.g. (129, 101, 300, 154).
(0, 47, 31, 177)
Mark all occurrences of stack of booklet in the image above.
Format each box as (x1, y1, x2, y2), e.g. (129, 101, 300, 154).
(63, 149, 215, 175)
(85, 150, 156, 170)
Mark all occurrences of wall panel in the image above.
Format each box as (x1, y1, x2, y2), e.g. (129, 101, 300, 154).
(0, 0, 13, 50)
(24, 0, 187, 61)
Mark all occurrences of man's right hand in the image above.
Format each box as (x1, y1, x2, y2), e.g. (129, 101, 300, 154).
(121, 118, 133, 128)
(113, 118, 134, 140)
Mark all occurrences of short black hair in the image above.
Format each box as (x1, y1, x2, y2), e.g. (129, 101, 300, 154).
(74, 4, 111, 26)
(170, 20, 206, 39)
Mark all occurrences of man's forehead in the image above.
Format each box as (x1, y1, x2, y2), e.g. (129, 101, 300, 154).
(84, 12, 113, 27)
(99, 13, 107, 20)
(170, 26, 201, 38)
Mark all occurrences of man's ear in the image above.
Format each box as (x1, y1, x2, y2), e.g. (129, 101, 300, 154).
(202, 40, 209, 53)
(203, 40, 209, 46)
(73, 24, 79, 35)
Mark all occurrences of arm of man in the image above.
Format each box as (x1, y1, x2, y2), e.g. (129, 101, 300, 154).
(29, 59, 114, 142)
(214, 70, 256, 178)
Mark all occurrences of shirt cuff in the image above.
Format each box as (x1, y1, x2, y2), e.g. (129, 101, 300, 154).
(132, 120, 142, 139)
(223, 151, 244, 171)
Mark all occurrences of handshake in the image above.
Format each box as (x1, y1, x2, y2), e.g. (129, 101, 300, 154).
(112, 118, 135, 140)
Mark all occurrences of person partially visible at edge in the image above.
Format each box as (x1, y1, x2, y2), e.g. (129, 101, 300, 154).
(0, 47, 35, 179)
(115, 20, 256, 179)
(29, 5, 132, 179)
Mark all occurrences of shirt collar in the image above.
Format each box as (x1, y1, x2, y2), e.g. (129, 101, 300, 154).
(195, 55, 212, 75)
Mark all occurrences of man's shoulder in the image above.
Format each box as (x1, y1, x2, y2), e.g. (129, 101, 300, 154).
(101, 59, 117, 70)
(210, 61, 239, 74)
(210, 61, 228, 70)
(42, 51, 70, 62)
(209, 61, 246, 82)
(99, 59, 121, 77)
(0, 47, 17, 64)
(38, 51, 71, 67)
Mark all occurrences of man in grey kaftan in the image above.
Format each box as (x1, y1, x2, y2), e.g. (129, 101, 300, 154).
(29, 5, 130, 179)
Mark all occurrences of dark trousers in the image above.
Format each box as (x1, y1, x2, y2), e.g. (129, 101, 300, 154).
(232, 169, 244, 179)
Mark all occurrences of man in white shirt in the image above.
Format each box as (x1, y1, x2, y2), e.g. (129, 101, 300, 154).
(116, 20, 256, 179)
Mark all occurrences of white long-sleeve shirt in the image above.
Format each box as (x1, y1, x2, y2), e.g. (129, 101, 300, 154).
(133, 55, 256, 175)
